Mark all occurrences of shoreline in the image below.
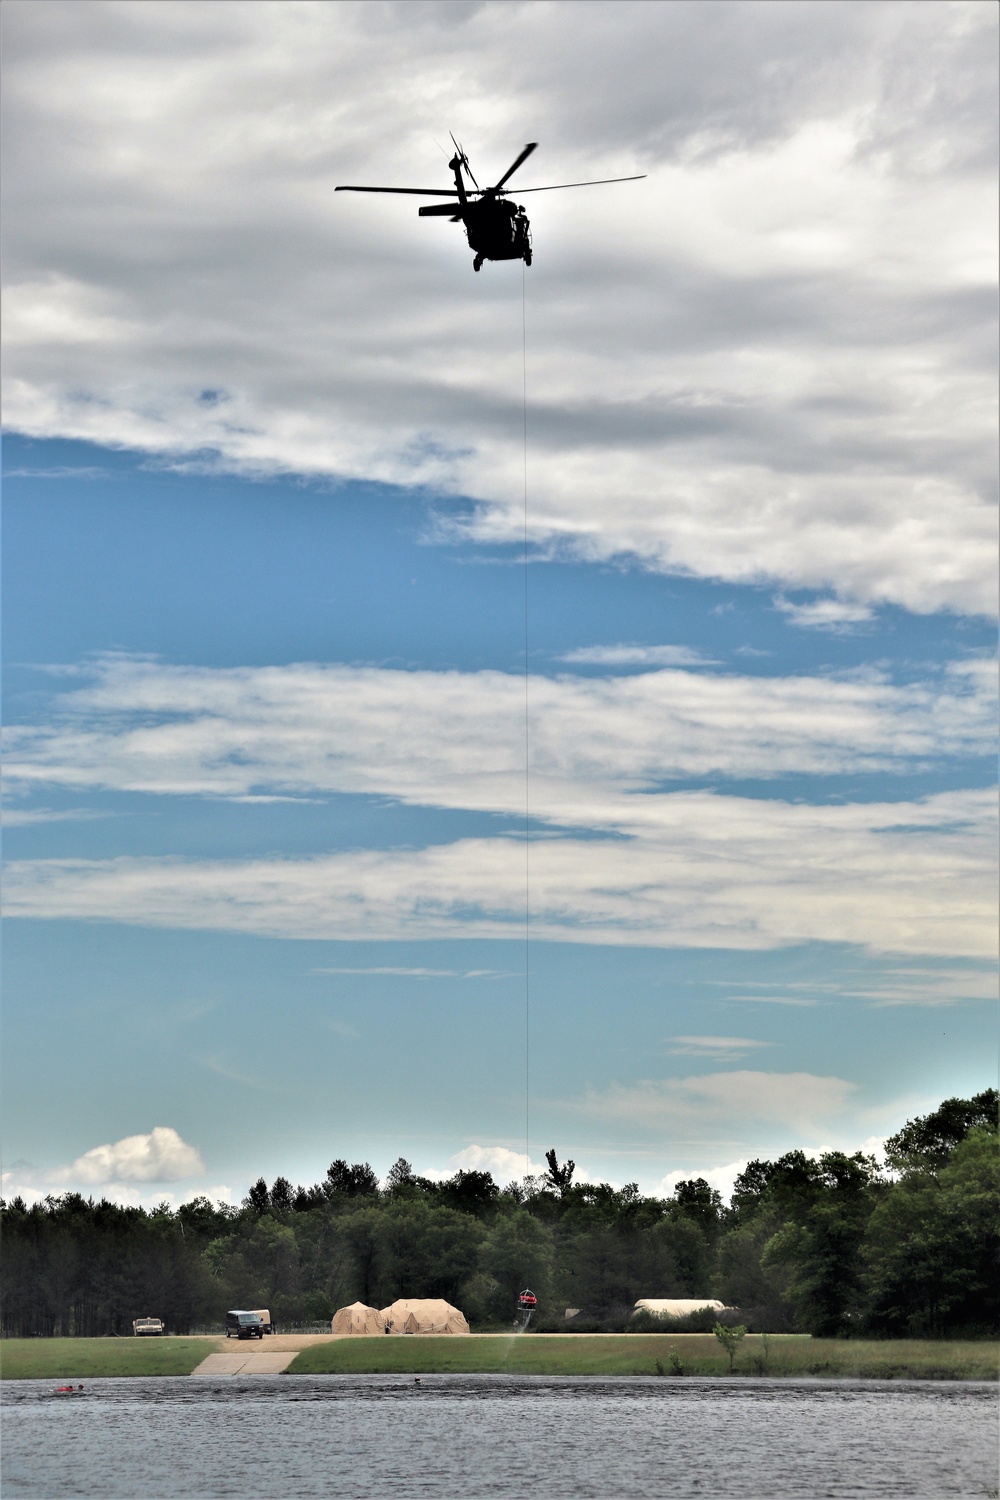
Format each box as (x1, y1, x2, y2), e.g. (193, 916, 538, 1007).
(3, 1334, 997, 1383)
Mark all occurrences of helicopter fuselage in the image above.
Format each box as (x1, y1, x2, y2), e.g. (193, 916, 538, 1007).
(462, 197, 531, 266)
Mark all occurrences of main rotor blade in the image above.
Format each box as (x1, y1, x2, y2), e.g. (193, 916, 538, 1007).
(449, 131, 479, 189)
(514, 174, 646, 194)
(418, 203, 468, 217)
(335, 186, 463, 196)
(493, 142, 538, 192)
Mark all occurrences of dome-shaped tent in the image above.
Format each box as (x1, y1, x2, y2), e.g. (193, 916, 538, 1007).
(380, 1298, 469, 1335)
(633, 1298, 728, 1318)
(332, 1301, 385, 1336)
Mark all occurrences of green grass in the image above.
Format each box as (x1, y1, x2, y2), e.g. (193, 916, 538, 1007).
(4, 1334, 995, 1381)
(290, 1333, 1000, 1381)
(0, 1337, 220, 1380)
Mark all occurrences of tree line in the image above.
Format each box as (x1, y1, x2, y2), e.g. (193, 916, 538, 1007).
(2, 1090, 996, 1339)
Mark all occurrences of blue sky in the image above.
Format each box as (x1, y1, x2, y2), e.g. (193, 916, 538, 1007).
(2, 1, 996, 1206)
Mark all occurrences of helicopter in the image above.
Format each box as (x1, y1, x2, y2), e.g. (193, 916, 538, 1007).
(335, 138, 645, 271)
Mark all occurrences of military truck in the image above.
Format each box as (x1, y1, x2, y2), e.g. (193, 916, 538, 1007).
(132, 1317, 165, 1336)
(248, 1308, 273, 1334)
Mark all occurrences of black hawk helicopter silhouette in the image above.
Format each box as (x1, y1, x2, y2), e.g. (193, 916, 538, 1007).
(336, 138, 644, 271)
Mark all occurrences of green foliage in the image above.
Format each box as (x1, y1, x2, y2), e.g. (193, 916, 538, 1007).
(3, 1102, 996, 1340)
(884, 1091, 998, 1172)
(760, 1151, 881, 1336)
(544, 1150, 576, 1195)
(864, 1125, 1000, 1336)
(713, 1321, 747, 1370)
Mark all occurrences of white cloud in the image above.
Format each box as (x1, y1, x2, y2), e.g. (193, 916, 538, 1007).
(578, 1070, 857, 1140)
(665, 1035, 772, 1061)
(68, 1126, 204, 1184)
(2, 2, 996, 615)
(775, 597, 875, 632)
(1, 1172, 230, 1211)
(310, 966, 513, 978)
(842, 965, 998, 1008)
(724, 994, 822, 1007)
(559, 644, 714, 668)
(5, 655, 995, 814)
(422, 1145, 547, 1184)
(5, 786, 995, 955)
(10, 1126, 208, 1189)
(659, 1159, 750, 1205)
(2, 807, 106, 827)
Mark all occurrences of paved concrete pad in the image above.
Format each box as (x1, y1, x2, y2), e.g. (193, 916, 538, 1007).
(192, 1349, 297, 1376)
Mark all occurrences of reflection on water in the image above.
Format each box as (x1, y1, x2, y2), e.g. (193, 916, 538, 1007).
(3, 1375, 997, 1498)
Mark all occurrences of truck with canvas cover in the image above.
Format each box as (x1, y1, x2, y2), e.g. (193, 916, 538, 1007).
(248, 1308, 273, 1334)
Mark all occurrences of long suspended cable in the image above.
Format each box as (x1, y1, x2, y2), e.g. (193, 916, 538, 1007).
(521, 262, 530, 1184)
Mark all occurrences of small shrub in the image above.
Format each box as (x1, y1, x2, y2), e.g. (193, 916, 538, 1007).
(752, 1330, 772, 1375)
(714, 1321, 747, 1372)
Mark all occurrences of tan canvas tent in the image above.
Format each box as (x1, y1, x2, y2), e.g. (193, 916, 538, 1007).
(380, 1298, 469, 1335)
(332, 1301, 385, 1336)
(633, 1298, 728, 1318)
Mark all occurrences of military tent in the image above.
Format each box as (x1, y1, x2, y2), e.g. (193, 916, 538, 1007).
(332, 1301, 385, 1336)
(633, 1298, 728, 1318)
(380, 1298, 470, 1335)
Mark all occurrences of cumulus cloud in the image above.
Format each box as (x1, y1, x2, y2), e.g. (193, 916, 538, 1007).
(5, 1127, 206, 1191)
(3, 1, 996, 615)
(659, 1159, 750, 1205)
(428, 1144, 547, 1184)
(69, 1126, 204, 1183)
(5, 786, 995, 955)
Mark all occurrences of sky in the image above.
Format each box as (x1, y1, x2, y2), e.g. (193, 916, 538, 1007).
(2, 0, 997, 1209)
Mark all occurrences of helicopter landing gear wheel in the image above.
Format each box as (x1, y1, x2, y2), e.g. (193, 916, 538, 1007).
(524, 251, 532, 266)
(473, 254, 483, 272)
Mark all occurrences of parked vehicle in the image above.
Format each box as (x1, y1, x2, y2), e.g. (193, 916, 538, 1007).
(225, 1310, 264, 1340)
(248, 1308, 273, 1334)
(132, 1317, 165, 1336)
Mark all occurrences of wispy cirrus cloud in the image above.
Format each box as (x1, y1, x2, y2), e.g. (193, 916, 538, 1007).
(311, 967, 515, 979)
(558, 644, 715, 668)
(5, 654, 995, 816)
(5, 786, 995, 956)
(775, 597, 876, 632)
(665, 1035, 772, 1061)
(573, 1070, 858, 1141)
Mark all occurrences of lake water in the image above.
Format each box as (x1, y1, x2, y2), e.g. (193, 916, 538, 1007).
(3, 1375, 997, 1499)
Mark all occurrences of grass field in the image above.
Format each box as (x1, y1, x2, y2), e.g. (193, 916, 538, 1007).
(0, 1337, 219, 1380)
(290, 1334, 1000, 1381)
(3, 1334, 996, 1381)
